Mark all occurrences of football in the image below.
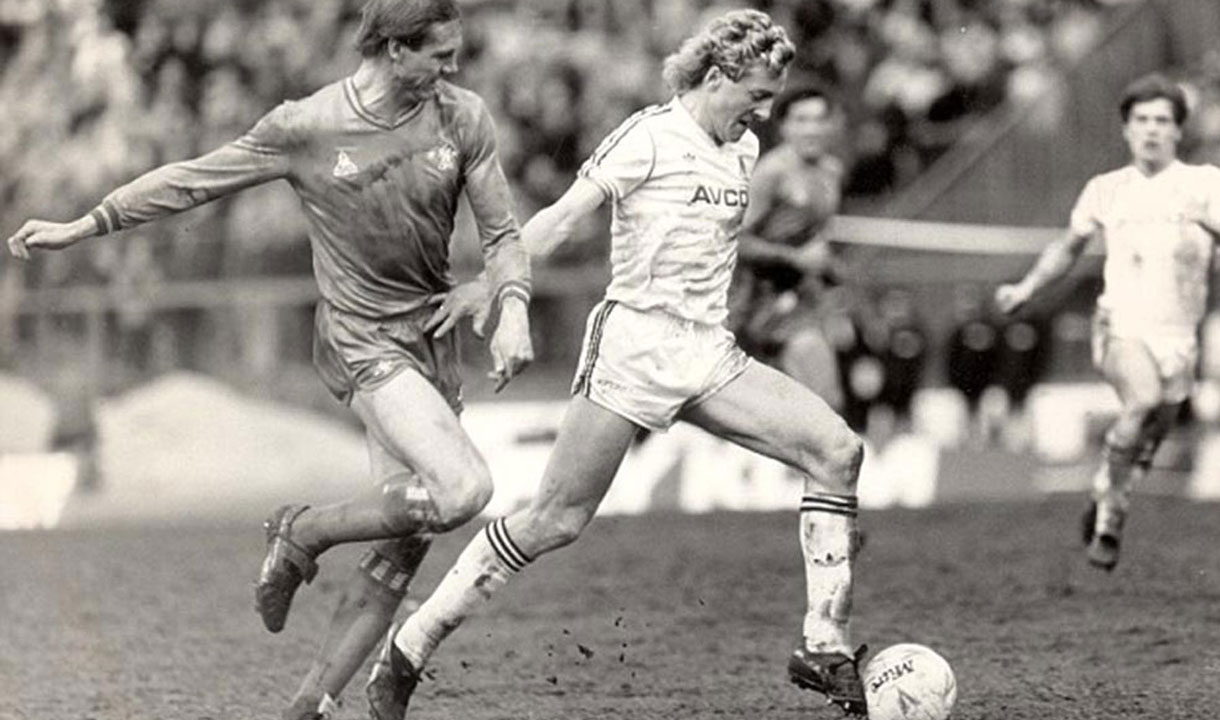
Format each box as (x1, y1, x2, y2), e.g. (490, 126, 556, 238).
(861, 643, 957, 720)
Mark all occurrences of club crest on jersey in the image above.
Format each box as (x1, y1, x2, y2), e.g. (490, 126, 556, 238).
(333, 150, 359, 178)
(426, 143, 458, 172)
(738, 155, 752, 178)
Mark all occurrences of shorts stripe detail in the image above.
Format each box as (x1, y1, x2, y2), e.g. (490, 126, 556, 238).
(574, 300, 617, 397)
(485, 518, 530, 572)
(801, 493, 858, 517)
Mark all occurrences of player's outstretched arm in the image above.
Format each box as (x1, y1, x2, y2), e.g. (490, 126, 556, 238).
(995, 229, 1091, 315)
(7, 216, 99, 260)
(7, 101, 296, 264)
(521, 178, 606, 259)
(10, 140, 289, 263)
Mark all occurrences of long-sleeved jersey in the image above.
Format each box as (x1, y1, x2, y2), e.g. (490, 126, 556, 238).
(90, 77, 530, 318)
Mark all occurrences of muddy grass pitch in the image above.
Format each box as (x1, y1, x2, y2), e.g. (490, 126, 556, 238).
(2, 494, 1218, 719)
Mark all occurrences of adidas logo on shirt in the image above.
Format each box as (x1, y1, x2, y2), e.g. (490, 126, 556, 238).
(333, 150, 359, 178)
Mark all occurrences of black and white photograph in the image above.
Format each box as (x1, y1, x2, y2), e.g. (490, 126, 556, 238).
(2, 0, 1219, 718)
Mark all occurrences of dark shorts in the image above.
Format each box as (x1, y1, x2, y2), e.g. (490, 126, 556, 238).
(312, 302, 463, 411)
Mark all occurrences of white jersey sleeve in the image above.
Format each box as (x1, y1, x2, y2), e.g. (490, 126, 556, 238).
(1069, 175, 1104, 238)
(1202, 165, 1220, 235)
(578, 120, 657, 202)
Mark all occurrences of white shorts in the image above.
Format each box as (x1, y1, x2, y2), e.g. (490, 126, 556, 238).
(1092, 309, 1198, 404)
(571, 300, 752, 431)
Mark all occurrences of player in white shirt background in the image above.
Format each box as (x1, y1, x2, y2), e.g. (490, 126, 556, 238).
(996, 73, 1220, 571)
(365, 9, 871, 719)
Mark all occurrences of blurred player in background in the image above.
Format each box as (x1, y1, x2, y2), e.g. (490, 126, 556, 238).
(367, 10, 870, 719)
(7, 0, 533, 717)
(996, 73, 1220, 571)
(946, 284, 1001, 443)
(730, 84, 847, 410)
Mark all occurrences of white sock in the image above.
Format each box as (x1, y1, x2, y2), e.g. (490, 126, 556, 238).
(800, 493, 859, 653)
(393, 518, 530, 668)
(1092, 440, 1141, 533)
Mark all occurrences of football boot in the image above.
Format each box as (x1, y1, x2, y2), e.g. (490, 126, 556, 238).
(256, 504, 318, 632)
(367, 623, 421, 720)
(788, 645, 868, 716)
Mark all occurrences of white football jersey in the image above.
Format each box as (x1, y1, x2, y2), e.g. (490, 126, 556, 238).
(579, 97, 758, 326)
(1071, 160, 1220, 335)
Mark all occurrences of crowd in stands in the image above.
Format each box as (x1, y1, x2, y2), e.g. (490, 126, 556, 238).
(4, 0, 1219, 405)
(1, 0, 1140, 285)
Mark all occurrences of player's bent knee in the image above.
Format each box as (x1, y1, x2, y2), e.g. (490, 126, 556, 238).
(419, 456, 494, 532)
(379, 467, 490, 535)
(431, 479, 493, 532)
(821, 427, 864, 490)
(533, 506, 593, 550)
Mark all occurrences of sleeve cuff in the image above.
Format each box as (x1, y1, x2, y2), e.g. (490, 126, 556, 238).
(497, 281, 531, 307)
(90, 203, 121, 236)
(577, 170, 616, 202)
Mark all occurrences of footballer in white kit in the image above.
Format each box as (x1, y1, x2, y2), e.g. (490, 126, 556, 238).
(997, 73, 1220, 571)
(369, 11, 873, 720)
(572, 97, 757, 430)
(1073, 160, 1220, 402)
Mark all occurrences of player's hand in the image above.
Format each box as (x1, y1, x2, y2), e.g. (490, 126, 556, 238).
(7, 219, 85, 260)
(791, 242, 834, 276)
(427, 279, 491, 338)
(487, 298, 533, 392)
(994, 283, 1029, 316)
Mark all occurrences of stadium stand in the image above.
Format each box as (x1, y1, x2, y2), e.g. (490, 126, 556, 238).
(0, 0, 1217, 429)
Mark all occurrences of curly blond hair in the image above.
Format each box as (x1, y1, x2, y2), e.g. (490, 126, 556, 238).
(661, 9, 796, 93)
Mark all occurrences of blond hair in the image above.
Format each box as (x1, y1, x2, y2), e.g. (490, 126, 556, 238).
(661, 9, 795, 93)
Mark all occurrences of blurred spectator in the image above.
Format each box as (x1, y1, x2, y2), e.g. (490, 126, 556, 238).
(945, 284, 1000, 428)
(825, 288, 889, 434)
(995, 318, 1048, 412)
(877, 287, 928, 431)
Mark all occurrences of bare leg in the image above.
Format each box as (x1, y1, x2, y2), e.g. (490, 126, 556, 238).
(282, 429, 441, 718)
(387, 396, 639, 670)
(285, 534, 430, 719)
(682, 361, 866, 714)
(292, 369, 495, 553)
(684, 361, 862, 651)
(1092, 339, 1164, 535)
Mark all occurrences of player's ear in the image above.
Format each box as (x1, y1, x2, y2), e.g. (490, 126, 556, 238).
(387, 38, 404, 62)
(702, 65, 725, 88)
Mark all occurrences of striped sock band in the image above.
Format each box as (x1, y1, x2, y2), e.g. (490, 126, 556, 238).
(359, 552, 412, 594)
(484, 517, 532, 573)
(800, 493, 858, 517)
